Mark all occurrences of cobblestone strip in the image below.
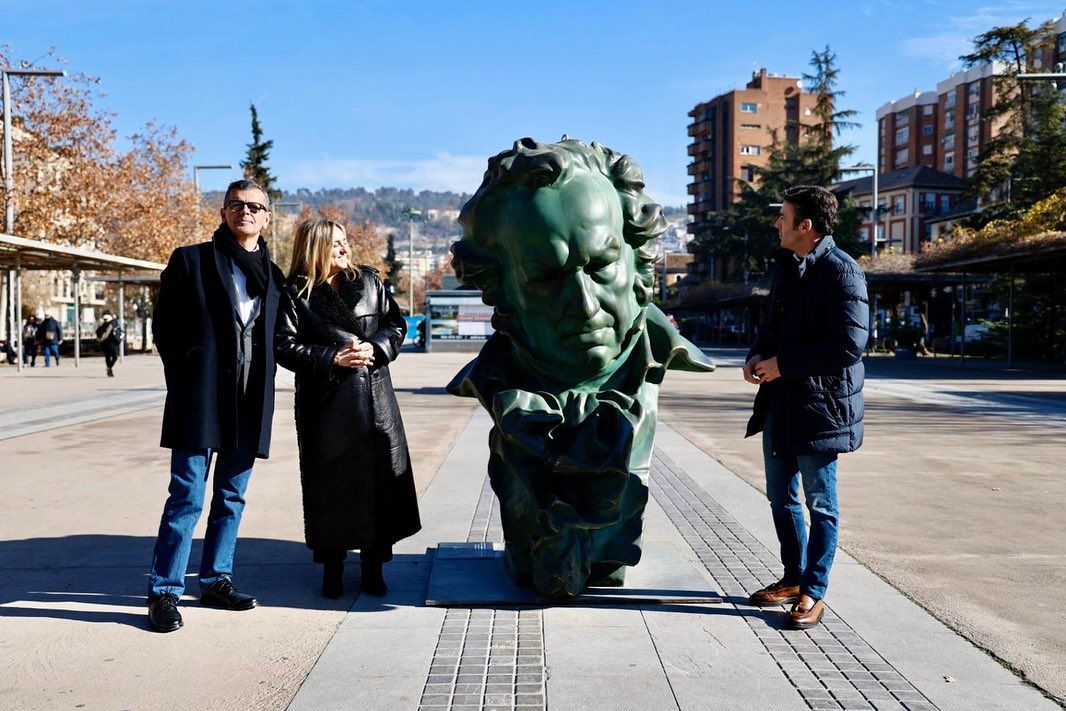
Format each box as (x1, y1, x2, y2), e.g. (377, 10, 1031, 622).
(466, 475, 503, 544)
(650, 450, 937, 711)
(421, 475, 546, 711)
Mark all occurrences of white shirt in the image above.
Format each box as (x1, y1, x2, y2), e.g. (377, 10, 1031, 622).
(230, 262, 259, 326)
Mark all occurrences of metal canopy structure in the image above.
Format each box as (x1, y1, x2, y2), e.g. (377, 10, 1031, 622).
(915, 242, 1066, 367)
(0, 233, 166, 373)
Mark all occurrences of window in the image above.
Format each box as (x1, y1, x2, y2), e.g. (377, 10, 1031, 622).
(922, 144, 933, 156)
(945, 111, 955, 129)
(741, 164, 756, 182)
(966, 104, 980, 119)
(739, 145, 761, 155)
(943, 133, 955, 149)
(740, 102, 757, 113)
(923, 105, 934, 116)
(945, 92, 956, 108)
(945, 154, 955, 169)
(893, 196, 905, 215)
(922, 125, 934, 136)
(968, 81, 981, 98)
(894, 147, 909, 165)
(740, 123, 761, 129)
(896, 128, 909, 142)
(921, 193, 937, 213)
(967, 125, 980, 145)
(895, 110, 909, 126)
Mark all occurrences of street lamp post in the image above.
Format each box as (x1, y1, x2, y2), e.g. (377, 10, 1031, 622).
(838, 163, 879, 251)
(193, 164, 233, 192)
(404, 208, 422, 315)
(2, 66, 66, 371)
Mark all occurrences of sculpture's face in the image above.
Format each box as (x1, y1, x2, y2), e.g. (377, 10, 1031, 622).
(486, 170, 642, 377)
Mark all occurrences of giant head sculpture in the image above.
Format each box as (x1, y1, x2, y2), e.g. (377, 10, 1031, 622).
(448, 138, 713, 598)
(452, 137, 665, 385)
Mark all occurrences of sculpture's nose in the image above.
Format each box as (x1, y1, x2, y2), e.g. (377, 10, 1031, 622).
(566, 272, 599, 319)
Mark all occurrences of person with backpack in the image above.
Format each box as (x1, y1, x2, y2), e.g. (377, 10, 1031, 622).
(37, 314, 62, 367)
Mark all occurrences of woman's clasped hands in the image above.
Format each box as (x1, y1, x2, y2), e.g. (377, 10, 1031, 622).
(333, 337, 375, 369)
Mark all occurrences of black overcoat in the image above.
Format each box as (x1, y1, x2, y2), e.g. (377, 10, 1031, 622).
(275, 268, 421, 555)
(153, 237, 283, 458)
(745, 236, 869, 457)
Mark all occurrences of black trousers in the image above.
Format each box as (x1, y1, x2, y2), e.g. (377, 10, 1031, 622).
(103, 345, 118, 371)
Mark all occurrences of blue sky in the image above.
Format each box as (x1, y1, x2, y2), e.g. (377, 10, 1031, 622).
(6, 0, 1065, 207)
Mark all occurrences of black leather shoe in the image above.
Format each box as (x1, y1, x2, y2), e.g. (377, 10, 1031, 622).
(148, 593, 183, 632)
(199, 578, 258, 610)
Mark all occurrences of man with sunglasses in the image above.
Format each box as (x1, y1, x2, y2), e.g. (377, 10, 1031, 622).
(146, 179, 284, 632)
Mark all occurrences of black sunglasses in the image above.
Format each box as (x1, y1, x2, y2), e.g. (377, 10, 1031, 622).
(225, 200, 269, 215)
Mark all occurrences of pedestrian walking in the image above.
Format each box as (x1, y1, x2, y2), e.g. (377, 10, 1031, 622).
(146, 179, 284, 633)
(742, 185, 868, 629)
(95, 312, 121, 376)
(38, 314, 62, 367)
(22, 316, 38, 367)
(276, 218, 420, 599)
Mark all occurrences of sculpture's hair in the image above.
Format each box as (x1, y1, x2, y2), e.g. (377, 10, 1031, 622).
(451, 138, 666, 330)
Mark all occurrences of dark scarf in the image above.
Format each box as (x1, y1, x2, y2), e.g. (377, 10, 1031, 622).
(212, 224, 270, 298)
(308, 271, 366, 334)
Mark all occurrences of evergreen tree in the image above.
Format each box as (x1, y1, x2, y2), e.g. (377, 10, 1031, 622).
(961, 19, 1059, 213)
(383, 233, 405, 295)
(241, 103, 277, 199)
(690, 46, 864, 281)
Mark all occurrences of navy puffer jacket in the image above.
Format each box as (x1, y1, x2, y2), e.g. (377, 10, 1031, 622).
(745, 236, 869, 457)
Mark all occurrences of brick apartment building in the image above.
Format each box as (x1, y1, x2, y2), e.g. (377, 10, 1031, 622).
(877, 11, 1066, 180)
(686, 68, 818, 279)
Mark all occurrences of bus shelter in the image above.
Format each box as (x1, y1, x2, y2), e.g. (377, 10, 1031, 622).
(0, 233, 166, 373)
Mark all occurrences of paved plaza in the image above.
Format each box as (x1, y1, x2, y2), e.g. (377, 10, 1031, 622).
(0, 351, 1063, 710)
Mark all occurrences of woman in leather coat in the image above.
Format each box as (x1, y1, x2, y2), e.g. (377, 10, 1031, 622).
(275, 218, 420, 598)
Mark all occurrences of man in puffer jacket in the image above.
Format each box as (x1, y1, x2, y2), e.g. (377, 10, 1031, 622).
(742, 185, 869, 630)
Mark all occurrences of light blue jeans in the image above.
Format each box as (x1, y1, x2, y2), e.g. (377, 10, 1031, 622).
(762, 414, 839, 600)
(147, 447, 255, 600)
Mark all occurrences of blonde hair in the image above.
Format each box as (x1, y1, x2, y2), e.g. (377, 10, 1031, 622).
(288, 218, 355, 297)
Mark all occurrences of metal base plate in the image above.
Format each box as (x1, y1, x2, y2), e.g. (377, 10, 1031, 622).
(425, 541, 723, 607)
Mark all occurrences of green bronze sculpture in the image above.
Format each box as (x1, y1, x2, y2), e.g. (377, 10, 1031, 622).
(447, 137, 714, 598)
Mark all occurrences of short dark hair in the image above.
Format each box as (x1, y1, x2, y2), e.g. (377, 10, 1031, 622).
(783, 185, 837, 236)
(223, 179, 268, 206)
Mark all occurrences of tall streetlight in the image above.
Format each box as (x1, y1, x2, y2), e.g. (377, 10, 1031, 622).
(2, 66, 66, 370)
(193, 163, 233, 191)
(404, 208, 422, 315)
(838, 163, 879, 251)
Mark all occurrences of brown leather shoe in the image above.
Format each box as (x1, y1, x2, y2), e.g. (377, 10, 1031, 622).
(748, 579, 801, 607)
(788, 595, 825, 629)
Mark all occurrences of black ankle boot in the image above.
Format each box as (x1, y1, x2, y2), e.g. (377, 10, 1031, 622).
(322, 560, 343, 599)
(360, 556, 387, 596)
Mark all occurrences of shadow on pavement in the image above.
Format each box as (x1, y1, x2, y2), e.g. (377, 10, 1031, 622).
(0, 534, 429, 629)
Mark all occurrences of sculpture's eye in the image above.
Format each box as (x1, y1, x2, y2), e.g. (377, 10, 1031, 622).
(587, 261, 618, 284)
(528, 272, 559, 295)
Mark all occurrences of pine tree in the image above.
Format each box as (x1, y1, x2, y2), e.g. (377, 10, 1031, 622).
(383, 233, 405, 295)
(961, 19, 1059, 212)
(241, 103, 277, 199)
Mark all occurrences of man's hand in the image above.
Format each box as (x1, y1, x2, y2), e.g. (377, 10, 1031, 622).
(743, 354, 763, 385)
(753, 356, 781, 383)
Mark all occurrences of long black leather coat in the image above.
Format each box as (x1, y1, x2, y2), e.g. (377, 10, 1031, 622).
(275, 268, 420, 555)
(745, 236, 869, 457)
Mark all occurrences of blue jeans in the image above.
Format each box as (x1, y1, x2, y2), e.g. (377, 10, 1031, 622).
(42, 343, 59, 366)
(762, 414, 839, 600)
(147, 447, 255, 600)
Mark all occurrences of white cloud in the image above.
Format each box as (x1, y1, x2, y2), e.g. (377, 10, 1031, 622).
(903, 2, 1063, 68)
(287, 153, 488, 193)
